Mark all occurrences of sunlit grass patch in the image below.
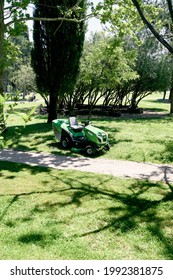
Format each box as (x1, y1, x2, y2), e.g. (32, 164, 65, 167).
(0, 161, 173, 259)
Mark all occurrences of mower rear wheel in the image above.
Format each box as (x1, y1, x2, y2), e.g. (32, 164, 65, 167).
(85, 146, 96, 156)
(61, 136, 71, 149)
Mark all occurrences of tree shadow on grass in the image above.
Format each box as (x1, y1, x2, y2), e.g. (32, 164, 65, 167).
(157, 141, 173, 164)
(18, 231, 62, 248)
(148, 99, 170, 104)
(143, 107, 167, 112)
(0, 162, 173, 258)
(74, 179, 173, 259)
(3, 122, 52, 151)
(2, 124, 43, 152)
(2, 123, 81, 157)
(18, 233, 44, 244)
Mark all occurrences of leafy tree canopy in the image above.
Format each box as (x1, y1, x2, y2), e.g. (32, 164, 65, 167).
(91, 0, 173, 54)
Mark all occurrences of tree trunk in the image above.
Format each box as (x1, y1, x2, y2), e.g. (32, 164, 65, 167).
(169, 61, 173, 113)
(0, 0, 5, 132)
(0, 0, 4, 94)
(131, 92, 138, 109)
(163, 90, 166, 100)
(0, 0, 4, 96)
(170, 86, 173, 114)
(47, 93, 58, 123)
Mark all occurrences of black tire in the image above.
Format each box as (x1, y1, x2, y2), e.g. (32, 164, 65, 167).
(104, 143, 110, 151)
(61, 136, 71, 149)
(85, 146, 95, 156)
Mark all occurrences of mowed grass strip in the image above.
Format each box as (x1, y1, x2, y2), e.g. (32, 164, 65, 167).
(0, 161, 173, 259)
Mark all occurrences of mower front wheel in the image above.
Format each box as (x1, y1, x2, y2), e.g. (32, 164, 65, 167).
(61, 136, 71, 149)
(85, 146, 96, 156)
(104, 143, 110, 151)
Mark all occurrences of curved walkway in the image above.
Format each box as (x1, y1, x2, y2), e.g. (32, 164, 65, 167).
(0, 149, 173, 183)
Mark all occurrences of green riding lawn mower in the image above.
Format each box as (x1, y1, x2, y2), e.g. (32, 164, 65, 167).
(52, 117, 110, 156)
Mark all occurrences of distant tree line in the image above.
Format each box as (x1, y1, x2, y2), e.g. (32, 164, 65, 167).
(55, 31, 172, 117)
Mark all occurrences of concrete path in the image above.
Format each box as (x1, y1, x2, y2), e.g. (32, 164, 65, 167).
(0, 149, 173, 183)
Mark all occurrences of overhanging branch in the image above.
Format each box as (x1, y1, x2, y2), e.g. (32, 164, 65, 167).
(167, 0, 173, 23)
(5, 12, 94, 28)
(131, 0, 173, 54)
(6, 17, 80, 27)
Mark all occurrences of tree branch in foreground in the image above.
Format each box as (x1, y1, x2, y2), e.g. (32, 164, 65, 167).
(131, 0, 173, 54)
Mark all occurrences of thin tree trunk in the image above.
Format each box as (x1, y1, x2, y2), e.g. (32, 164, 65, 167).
(0, 0, 4, 95)
(169, 59, 173, 113)
(163, 90, 166, 100)
(0, 0, 5, 131)
(47, 93, 57, 123)
(170, 82, 173, 114)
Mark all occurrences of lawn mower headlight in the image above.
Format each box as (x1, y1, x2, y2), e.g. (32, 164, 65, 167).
(98, 132, 108, 143)
(102, 133, 107, 142)
(97, 135, 102, 142)
(97, 132, 105, 143)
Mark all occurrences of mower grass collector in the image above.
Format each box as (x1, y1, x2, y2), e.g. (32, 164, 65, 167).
(52, 117, 110, 156)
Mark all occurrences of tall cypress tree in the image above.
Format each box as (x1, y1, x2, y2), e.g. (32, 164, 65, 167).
(31, 0, 86, 122)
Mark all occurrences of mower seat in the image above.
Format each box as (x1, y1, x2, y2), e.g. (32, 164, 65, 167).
(69, 117, 84, 132)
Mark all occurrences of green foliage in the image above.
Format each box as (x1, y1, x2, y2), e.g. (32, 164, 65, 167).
(5, 0, 31, 36)
(4, 33, 35, 101)
(4, 32, 34, 95)
(67, 32, 138, 110)
(82, 37, 136, 87)
(3, 39, 21, 68)
(0, 94, 13, 147)
(16, 105, 38, 127)
(9, 33, 32, 65)
(7, 22, 28, 37)
(1, 0, 33, 127)
(0, 93, 38, 149)
(92, 0, 142, 38)
(10, 64, 36, 97)
(127, 34, 173, 108)
(92, 0, 173, 54)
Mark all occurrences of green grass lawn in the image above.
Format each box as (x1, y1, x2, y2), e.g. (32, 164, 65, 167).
(139, 91, 170, 111)
(0, 92, 173, 260)
(0, 161, 173, 260)
(2, 92, 173, 164)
